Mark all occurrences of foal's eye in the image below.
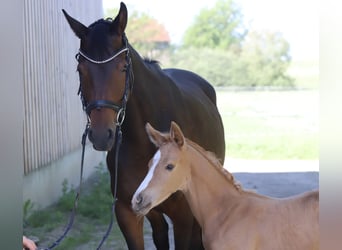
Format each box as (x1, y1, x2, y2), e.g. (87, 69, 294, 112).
(165, 164, 174, 171)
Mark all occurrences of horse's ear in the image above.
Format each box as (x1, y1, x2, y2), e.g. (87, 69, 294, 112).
(62, 9, 88, 39)
(111, 2, 128, 36)
(170, 121, 185, 148)
(145, 123, 166, 147)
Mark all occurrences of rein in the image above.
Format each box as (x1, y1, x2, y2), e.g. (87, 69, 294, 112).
(40, 35, 132, 249)
(39, 123, 89, 250)
(40, 124, 122, 250)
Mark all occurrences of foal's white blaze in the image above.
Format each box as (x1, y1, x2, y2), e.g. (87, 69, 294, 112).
(133, 150, 161, 198)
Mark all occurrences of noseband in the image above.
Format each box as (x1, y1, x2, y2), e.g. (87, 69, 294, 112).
(76, 35, 133, 126)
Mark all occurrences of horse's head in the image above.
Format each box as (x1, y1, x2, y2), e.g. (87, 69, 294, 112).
(62, 2, 132, 151)
(132, 122, 190, 216)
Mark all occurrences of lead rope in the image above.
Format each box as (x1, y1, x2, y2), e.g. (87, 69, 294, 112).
(39, 122, 90, 250)
(39, 122, 122, 250)
(40, 35, 131, 250)
(96, 125, 122, 249)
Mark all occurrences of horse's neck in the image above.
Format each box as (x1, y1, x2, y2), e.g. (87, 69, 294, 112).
(128, 47, 163, 107)
(123, 47, 169, 142)
(183, 145, 242, 228)
(130, 46, 161, 87)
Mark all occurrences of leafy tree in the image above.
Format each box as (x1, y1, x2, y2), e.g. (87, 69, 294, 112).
(182, 0, 247, 50)
(239, 30, 294, 86)
(105, 3, 293, 88)
(169, 48, 237, 87)
(170, 30, 294, 87)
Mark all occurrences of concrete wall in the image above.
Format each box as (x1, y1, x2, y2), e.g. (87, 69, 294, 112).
(23, 1, 105, 208)
(23, 146, 106, 209)
(23, 1, 103, 174)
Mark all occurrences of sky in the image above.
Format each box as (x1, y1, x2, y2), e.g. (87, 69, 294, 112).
(102, 0, 318, 61)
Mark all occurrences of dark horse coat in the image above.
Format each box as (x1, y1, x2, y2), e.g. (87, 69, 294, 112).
(63, 2, 225, 249)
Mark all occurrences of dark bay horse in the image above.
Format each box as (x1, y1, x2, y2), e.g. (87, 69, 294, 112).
(62, 2, 225, 249)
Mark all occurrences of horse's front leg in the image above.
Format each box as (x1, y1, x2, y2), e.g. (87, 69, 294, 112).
(162, 192, 204, 250)
(145, 209, 170, 250)
(115, 200, 170, 250)
(115, 199, 145, 250)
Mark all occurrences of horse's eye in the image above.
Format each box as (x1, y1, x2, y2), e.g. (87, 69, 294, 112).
(121, 64, 128, 72)
(165, 164, 174, 171)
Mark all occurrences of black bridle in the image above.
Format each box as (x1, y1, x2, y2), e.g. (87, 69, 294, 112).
(77, 34, 133, 126)
(40, 35, 133, 250)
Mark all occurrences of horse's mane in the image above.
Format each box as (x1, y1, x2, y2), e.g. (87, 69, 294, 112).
(143, 57, 162, 70)
(185, 139, 243, 193)
(143, 57, 160, 65)
(89, 18, 113, 28)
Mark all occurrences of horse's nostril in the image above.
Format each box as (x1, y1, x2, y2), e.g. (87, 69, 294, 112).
(88, 129, 94, 141)
(108, 129, 114, 139)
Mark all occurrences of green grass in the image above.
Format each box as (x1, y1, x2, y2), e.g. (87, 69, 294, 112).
(217, 90, 318, 160)
(23, 164, 122, 249)
(287, 59, 319, 89)
(23, 163, 153, 249)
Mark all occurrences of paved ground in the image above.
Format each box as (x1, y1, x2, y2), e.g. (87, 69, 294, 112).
(232, 171, 318, 198)
(225, 158, 319, 197)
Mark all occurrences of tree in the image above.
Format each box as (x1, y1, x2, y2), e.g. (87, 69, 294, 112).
(182, 0, 247, 51)
(240, 30, 294, 86)
(170, 30, 294, 88)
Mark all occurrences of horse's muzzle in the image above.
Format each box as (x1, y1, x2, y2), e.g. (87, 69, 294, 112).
(88, 127, 115, 151)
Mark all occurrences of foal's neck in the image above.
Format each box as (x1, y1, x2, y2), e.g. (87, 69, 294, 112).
(183, 143, 242, 228)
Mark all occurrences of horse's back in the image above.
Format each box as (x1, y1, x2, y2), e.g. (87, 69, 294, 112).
(163, 68, 218, 105)
(162, 68, 225, 161)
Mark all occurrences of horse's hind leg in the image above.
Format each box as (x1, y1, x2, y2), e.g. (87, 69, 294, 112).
(115, 200, 145, 250)
(146, 209, 170, 250)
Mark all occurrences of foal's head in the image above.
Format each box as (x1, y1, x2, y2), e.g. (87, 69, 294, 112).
(63, 3, 132, 151)
(132, 122, 190, 216)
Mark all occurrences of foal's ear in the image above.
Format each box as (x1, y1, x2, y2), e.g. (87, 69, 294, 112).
(170, 121, 185, 147)
(62, 9, 88, 40)
(146, 123, 166, 147)
(111, 2, 128, 36)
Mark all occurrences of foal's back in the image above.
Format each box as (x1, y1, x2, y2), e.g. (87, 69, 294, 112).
(279, 190, 319, 249)
(254, 190, 319, 250)
(215, 189, 319, 250)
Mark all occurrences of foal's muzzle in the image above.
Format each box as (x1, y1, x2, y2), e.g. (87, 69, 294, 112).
(131, 193, 152, 216)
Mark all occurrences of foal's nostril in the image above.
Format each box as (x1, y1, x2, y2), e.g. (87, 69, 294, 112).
(136, 194, 143, 205)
